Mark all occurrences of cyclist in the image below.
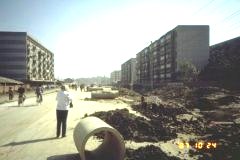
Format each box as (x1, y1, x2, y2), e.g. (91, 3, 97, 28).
(17, 85, 25, 106)
(35, 85, 43, 104)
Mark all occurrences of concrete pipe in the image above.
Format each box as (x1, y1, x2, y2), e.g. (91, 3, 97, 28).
(73, 116, 125, 160)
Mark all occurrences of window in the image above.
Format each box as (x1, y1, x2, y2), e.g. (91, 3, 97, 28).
(166, 34, 171, 40)
(166, 73, 171, 78)
(166, 63, 171, 68)
(160, 47, 164, 52)
(145, 48, 148, 53)
(160, 38, 165, 43)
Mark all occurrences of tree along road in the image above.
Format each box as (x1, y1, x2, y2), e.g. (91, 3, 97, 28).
(0, 90, 130, 160)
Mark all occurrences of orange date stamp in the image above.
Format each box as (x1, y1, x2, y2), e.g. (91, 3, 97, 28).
(177, 141, 217, 149)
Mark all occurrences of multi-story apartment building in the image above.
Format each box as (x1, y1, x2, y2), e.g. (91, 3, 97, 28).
(110, 70, 121, 84)
(201, 36, 240, 84)
(0, 31, 54, 82)
(136, 47, 151, 87)
(121, 58, 136, 88)
(136, 25, 209, 88)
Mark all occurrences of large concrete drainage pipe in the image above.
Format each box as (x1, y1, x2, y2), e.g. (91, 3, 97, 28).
(73, 116, 125, 160)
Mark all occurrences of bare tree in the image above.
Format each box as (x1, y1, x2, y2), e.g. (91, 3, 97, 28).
(178, 60, 199, 82)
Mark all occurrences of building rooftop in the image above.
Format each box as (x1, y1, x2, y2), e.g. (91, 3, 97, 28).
(0, 76, 23, 84)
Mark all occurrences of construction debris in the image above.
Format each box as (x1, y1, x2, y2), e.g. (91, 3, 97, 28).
(89, 109, 177, 142)
(91, 91, 119, 99)
(87, 87, 103, 92)
(125, 145, 180, 160)
(85, 86, 240, 159)
(131, 103, 206, 135)
(120, 86, 240, 159)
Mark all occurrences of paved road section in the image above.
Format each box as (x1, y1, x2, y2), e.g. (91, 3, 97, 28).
(0, 90, 130, 160)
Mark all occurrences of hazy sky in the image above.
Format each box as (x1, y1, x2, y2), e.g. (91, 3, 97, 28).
(0, 0, 240, 79)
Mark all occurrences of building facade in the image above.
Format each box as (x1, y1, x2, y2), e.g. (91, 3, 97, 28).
(136, 25, 209, 88)
(110, 70, 121, 84)
(0, 31, 54, 82)
(200, 36, 240, 85)
(136, 47, 151, 87)
(121, 58, 136, 88)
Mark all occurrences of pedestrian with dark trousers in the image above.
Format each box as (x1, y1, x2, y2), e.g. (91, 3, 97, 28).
(17, 84, 25, 106)
(8, 87, 14, 100)
(56, 85, 73, 138)
(35, 85, 43, 104)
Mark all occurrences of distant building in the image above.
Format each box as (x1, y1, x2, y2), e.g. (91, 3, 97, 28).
(121, 58, 136, 88)
(0, 31, 54, 83)
(136, 47, 151, 88)
(136, 25, 209, 88)
(110, 70, 121, 84)
(75, 76, 110, 86)
(200, 36, 240, 85)
(100, 76, 110, 86)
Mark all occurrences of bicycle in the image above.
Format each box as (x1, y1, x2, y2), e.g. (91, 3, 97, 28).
(18, 94, 25, 106)
(36, 94, 43, 105)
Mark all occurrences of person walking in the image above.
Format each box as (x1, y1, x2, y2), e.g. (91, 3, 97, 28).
(8, 87, 14, 100)
(56, 85, 73, 138)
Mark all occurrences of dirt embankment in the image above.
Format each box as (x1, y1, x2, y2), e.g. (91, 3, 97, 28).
(89, 86, 240, 159)
(90, 109, 176, 142)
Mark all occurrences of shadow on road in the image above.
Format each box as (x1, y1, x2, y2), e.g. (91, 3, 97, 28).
(47, 151, 98, 160)
(7, 104, 38, 108)
(1, 137, 57, 147)
(47, 153, 80, 160)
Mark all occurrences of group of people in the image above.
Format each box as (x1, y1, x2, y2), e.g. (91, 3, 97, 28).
(68, 84, 85, 92)
(8, 85, 43, 106)
(7, 84, 73, 138)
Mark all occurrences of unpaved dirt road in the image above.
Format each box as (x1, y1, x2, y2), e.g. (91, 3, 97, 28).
(0, 90, 130, 160)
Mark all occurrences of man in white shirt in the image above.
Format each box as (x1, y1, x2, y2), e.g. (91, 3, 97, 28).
(56, 85, 72, 138)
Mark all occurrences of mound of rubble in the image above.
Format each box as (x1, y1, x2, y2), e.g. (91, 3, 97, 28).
(89, 109, 177, 142)
(119, 88, 141, 102)
(186, 87, 240, 110)
(131, 102, 206, 135)
(149, 85, 191, 102)
(125, 145, 180, 160)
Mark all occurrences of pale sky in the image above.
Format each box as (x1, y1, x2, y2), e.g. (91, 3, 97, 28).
(0, 0, 240, 79)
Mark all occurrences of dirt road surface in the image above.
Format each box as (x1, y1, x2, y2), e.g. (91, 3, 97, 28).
(0, 90, 131, 160)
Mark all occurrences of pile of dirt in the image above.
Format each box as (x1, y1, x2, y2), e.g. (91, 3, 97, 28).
(190, 123, 240, 160)
(125, 145, 181, 160)
(142, 86, 239, 111)
(216, 95, 240, 105)
(187, 97, 217, 110)
(89, 109, 177, 142)
(149, 86, 191, 103)
(187, 87, 229, 98)
(186, 87, 240, 110)
(119, 88, 141, 97)
(131, 103, 206, 135)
